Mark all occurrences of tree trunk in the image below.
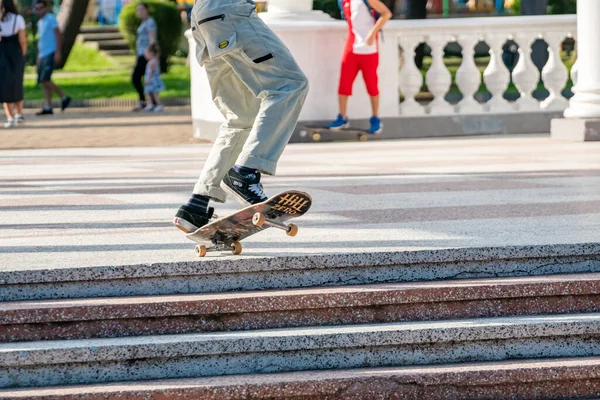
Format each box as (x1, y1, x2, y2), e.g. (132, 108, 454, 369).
(56, 0, 91, 68)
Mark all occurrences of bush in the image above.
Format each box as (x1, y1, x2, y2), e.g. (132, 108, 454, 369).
(548, 0, 576, 14)
(119, 0, 183, 72)
(313, 0, 342, 19)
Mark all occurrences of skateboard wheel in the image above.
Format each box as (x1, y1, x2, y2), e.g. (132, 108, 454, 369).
(312, 133, 321, 142)
(195, 244, 207, 257)
(286, 223, 299, 237)
(231, 241, 242, 255)
(252, 212, 266, 227)
(359, 134, 368, 142)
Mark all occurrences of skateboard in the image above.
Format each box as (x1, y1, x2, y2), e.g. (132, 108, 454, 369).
(300, 126, 372, 142)
(186, 190, 312, 257)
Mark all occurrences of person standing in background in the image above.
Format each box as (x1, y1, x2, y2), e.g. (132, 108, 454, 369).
(34, 0, 71, 116)
(0, 0, 27, 128)
(131, 2, 157, 111)
(405, 0, 427, 69)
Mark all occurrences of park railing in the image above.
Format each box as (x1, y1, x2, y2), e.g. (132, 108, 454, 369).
(389, 14, 577, 116)
(187, 13, 578, 137)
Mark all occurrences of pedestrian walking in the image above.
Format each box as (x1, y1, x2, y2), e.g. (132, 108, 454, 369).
(34, 0, 71, 115)
(326, 0, 392, 134)
(172, 0, 308, 233)
(131, 2, 157, 111)
(0, 0, 27, 128)
(143, 43, 165, 112)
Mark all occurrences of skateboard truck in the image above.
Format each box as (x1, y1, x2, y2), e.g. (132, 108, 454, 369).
(252, 212, 299, 237)
(195, 240, 242, 257)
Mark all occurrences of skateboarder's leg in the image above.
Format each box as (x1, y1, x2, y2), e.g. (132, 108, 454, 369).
(192, 57, 261, 203)
(174, 50, 260, 233)
(222, 13, 309, 176)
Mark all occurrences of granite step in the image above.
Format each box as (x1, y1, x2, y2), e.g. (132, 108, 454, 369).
(79, 32, 124, 42)
(2, 313, 600, 388)
(2, 244, 600, 302)
(2, 273, 599, 342)
(97, 39, 129, 51)
(1, 357, 600, 399)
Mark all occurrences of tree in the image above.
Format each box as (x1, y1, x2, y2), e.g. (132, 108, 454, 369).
(56, 0, 90, 67)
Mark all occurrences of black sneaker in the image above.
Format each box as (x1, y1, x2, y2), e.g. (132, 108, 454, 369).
(221, 168, 268, 206)
(173, 205, 214, 233)
(61, 96, 72, 111)
(36, 108, 53, 116)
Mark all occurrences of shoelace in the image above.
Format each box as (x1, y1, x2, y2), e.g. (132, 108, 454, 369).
(249, 183, 267, 199)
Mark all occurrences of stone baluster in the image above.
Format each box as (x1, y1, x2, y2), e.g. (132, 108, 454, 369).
(540, 32, 569, 110)
(571, 58, 578, 87)
(399, 35, 426, 116)
(483, 34, 512, 113)
(455, 34, 484, 114)
(512, 34, 540, 112)
(426, 34, 454, 115)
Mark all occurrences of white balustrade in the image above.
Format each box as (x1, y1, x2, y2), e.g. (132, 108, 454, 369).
(540, 32, 570, 110)
(483, 33, 513, 113)
(426, 34, 454, 115)
(512, 34, 541, 112)
(188, 13, 578, 134)
(399, 36, 426, 115)
(455, 34, 484, 114)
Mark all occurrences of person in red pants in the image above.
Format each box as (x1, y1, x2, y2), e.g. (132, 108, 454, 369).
(327, 0, 391, 134)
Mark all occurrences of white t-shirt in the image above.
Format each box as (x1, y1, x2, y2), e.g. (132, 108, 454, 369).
(0, 13, 26, 37)
(344, 0, 377, 55)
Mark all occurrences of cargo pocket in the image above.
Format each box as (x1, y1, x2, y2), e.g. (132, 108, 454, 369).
(195, 14, 238, 60)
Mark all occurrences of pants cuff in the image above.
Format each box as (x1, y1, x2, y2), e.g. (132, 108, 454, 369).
(193, 184, 227, 203)
(236, 154, 278, 176)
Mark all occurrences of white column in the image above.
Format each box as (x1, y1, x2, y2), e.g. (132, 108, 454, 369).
(552, 0, 600, 141)
(260, 0, 331, 21)
(455, 34, 484, 114)
(512, 34, 541, 112)
(399, 35, 426, 116)
(563, 0, 600, 118)
(426, 34, 454, 115)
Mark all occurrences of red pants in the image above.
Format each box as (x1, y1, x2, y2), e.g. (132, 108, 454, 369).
(338, 51, 379, 97)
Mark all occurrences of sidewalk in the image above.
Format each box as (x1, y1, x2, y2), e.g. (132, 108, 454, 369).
(1, 135, 599, 272)
(0, 107, 204, 150)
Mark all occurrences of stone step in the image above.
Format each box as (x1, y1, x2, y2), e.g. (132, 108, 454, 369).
(2, 314, 600, 388)
(2, 244, 600, 302)
(2, 273, 599, 342)
(1, 357, 600, 399)
(79, 26, 120, 35)
(97, 39, 130, 51)
(104, 49, 132, 56)
(80, 32, 124, 42)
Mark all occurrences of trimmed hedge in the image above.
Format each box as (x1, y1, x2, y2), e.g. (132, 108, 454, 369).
(119, 0, 183, 71)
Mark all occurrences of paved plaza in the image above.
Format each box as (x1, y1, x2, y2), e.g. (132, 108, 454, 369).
(1, 135, 600, 272)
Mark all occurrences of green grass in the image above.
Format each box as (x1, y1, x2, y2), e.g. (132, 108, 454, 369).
(24, 44, 191, 100)
(24, 63, 190, 100)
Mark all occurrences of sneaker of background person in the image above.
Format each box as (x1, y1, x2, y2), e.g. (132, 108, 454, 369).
(144, 104, 155, 112)
(153, 105, 164, 112)
(36, 107, 53, 116)
(4, 118, 16, 128)
(368, 116, 383, 134)
(132, 101, 147, 112)
(327, 114, 349, 130)
(15, 114, 25, 123)
(61, 96, 72, 111)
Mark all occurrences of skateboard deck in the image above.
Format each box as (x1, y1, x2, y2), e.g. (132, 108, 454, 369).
(186, 190, 312, 257)
(303, 126, 372, 142)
